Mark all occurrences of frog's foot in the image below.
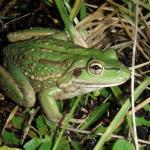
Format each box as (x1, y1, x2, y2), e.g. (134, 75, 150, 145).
(0, 64, 36, 107)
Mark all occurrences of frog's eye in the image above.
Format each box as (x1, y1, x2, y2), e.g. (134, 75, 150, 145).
(88, 61, 103, 75)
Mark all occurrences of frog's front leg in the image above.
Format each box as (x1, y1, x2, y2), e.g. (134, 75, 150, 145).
(39, 87, 63, 123)
(0, 63, 36, 107)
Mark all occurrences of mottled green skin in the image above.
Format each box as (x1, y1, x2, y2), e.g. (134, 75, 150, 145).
(0, 31, 130, 122)
(4, 36, 75, 92)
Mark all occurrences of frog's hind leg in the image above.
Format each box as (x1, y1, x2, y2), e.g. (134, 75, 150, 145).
(0, 65, 23, 104)
(0, 63, 36, 107)
(7, 27, 68, 42)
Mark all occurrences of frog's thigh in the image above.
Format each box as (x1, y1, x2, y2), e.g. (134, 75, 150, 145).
(0, 65, 23, 103)
(6, 62, 36, 107)
(39, 87, 62, 122)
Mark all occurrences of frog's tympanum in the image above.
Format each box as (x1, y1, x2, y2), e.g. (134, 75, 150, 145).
(0, 28, 130, 122)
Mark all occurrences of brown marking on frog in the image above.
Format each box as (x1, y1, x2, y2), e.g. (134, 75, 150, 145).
(39, 59, 69, 67)
(39, 47, 50, 52)
(72, 69, 82, 77)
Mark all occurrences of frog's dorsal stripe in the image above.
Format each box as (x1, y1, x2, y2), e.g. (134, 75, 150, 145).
(29, 73, 62, 81)
(38, 59, 69, 66)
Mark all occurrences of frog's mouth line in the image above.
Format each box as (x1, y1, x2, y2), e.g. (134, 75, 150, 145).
(72, 80, 127, 88)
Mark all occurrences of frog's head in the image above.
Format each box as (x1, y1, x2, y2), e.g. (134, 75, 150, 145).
(60, 49, 130, 90)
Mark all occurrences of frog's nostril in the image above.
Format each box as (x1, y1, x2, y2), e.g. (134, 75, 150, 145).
(126, 69, 131, 80)
(117, 67, 130, 82)
(122, 68, 130, 81)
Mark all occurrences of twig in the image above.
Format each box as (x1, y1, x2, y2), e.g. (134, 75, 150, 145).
(128, 97, 150, 115)
(66, 127, 150, 145)
(21, 107, 40, 145)
(131, 0, 139, 149)
(129, 61, 150, 70)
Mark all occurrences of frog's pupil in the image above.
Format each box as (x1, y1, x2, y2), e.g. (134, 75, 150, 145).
(91, 65, 101, 70)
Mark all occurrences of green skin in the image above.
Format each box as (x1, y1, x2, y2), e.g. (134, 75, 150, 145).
(0, 28, 130, 122)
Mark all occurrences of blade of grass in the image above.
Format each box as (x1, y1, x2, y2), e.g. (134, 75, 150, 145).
(64, 0, 79, 25)
(79, 103, 109, 130)
(107, 0, 135, 17)
(52, 96, 81, 150)
(80, 0, 87, 20)
(111, 86, 126, 105)
(126, 115, 135, 142)
(93, 77, 150, 150)
(54, 0, 88, 47)
(69, 0, 81, 21)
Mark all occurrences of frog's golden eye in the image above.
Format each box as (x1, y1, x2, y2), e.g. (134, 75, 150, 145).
(88, 61, 103, 75)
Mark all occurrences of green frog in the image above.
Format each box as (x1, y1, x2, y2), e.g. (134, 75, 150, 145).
(0, 28, 130, 122)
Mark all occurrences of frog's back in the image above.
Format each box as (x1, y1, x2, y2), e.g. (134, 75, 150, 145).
(3, 36, 80, 91)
